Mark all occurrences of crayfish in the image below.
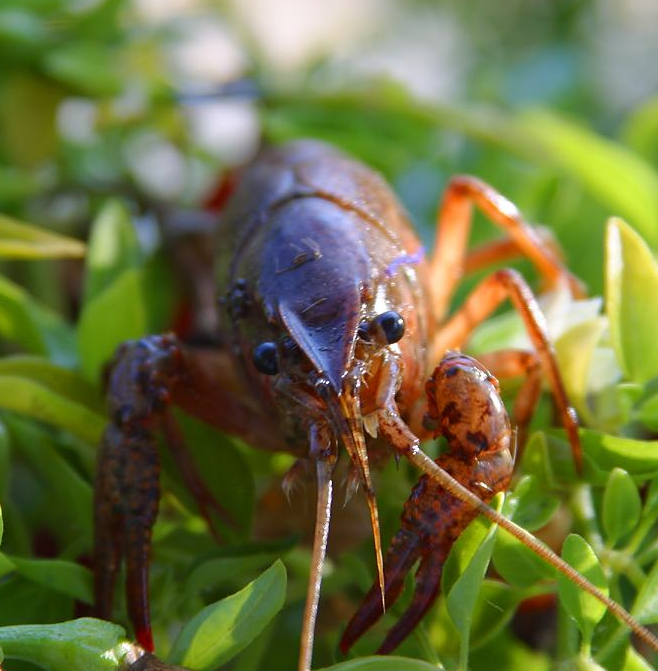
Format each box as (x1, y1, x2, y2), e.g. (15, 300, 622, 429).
(93, 140, 658, 669)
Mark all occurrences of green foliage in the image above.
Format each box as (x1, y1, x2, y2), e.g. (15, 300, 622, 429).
(1, 2, 658, 671)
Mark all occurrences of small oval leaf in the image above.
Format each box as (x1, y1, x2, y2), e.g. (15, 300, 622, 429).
(0, 618, 130, 671)
(168, 560, 287, 670)
(606, 218, 658, 383)
(317, 658, 441, 671)
(602, 468, 641, 547)
(557, 534, 608, 645)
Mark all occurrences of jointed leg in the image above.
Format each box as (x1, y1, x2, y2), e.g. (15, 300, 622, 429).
(429, 176, 584, 321)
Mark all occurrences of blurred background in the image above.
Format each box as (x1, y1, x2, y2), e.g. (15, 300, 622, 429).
(3, 1, 658, 669)
(2, 0, 658, 298)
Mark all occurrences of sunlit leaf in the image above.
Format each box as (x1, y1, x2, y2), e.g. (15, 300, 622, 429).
(317, 658, 441, 671)
(0, 618, 130, 671)
(168, 560, 286, 669)
(77, 268, 147, 382)
(82, 200, 142, 306)
(632, 559, 658, 625)
(0, 214, 85, 258)
(557, 535, 608, 645)
(602, 468, 641, 547)
(0, 375, 105, 444)
(520, 112, 658, 247)
(605, 218, 658, 383)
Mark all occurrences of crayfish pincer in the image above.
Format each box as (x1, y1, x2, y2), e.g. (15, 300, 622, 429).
(93, 140, 658, 669)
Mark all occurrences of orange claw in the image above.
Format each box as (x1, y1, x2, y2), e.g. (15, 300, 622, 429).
(341, 352, 514, 654)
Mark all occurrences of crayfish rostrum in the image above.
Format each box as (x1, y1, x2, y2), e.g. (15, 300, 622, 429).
(93, 140, 658, 670)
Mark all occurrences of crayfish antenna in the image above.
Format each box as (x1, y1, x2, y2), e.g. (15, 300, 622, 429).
(336, 393, 387, 615)
(298, 424, 336, 671)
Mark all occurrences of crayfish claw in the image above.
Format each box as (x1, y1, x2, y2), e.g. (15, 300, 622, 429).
(339, 528, 420, 653)
(377, 551, 444, 654)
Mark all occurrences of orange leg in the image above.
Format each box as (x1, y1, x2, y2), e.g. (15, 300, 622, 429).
(430, 268, 581, 472)
(429, 176, 584, 321)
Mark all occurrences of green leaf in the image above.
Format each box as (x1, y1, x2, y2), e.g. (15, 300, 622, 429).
(168, 560, 287, 670)
(632, 557, 658, 625)
(519, 112, 658, 247)
(0, 374, 105, 444)
(554, 317, 609, 426)
(317, 658, 441, 671)
(633, 391, 658, 431)
(0, 618, 131, 671)
(444, 494, 504, 667)
(507, 476, 560, 532)
(0, 356, 103, 413)
(0, 500, 3, 548)
(82, 200, 142, 305)
(602, 468, 641, 547)
(44, 43, 122, 97)
(77, 268, 147, 382)
(2, 555, 93, 603)
(557, 535, 608, 645)
(0, 273, 76, 366)
(579, 429, 658, 479)
(0, 213, 85, 259)
(469, 580, 524, 649)
(163, 413, 255, 540)
(605, 218, 658, 383)
(3, 414, 92, 548)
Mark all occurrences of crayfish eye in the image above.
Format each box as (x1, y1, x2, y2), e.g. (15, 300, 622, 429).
(252, 342, 279, 375)
(371, 311, 405, 344)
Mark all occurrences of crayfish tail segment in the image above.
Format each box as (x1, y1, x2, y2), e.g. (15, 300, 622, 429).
(339, 529, 420, 654)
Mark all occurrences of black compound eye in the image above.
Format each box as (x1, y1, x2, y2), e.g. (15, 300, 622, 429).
(372, 311, 405, 344)
(252, 342, 279, 375)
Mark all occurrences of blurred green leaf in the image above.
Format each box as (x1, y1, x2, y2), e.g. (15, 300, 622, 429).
(44, 43, 122, 97)
(520, 112, 658, 247)
(606, 218, 658, 383)
(602, 468, 641, 547)
(0, 274, 77, 366)
(82, 200, 142, 306)
(4, 414, 92, 548)
(2, 555, 93, 603)
(557, 535, 608, 645)
(634, 392, 658, 432)
(317, 658, 441, 670)
(77, 268, 147, 382)
(0, 618, 130, 671)
(0, 375, 104, 444)
(0, 500, 3, 548)
(0, 356, 103, 413)
(0, 73, 63, 168)
(0, 213, 85, 258)
(168, 560, 287, 670)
